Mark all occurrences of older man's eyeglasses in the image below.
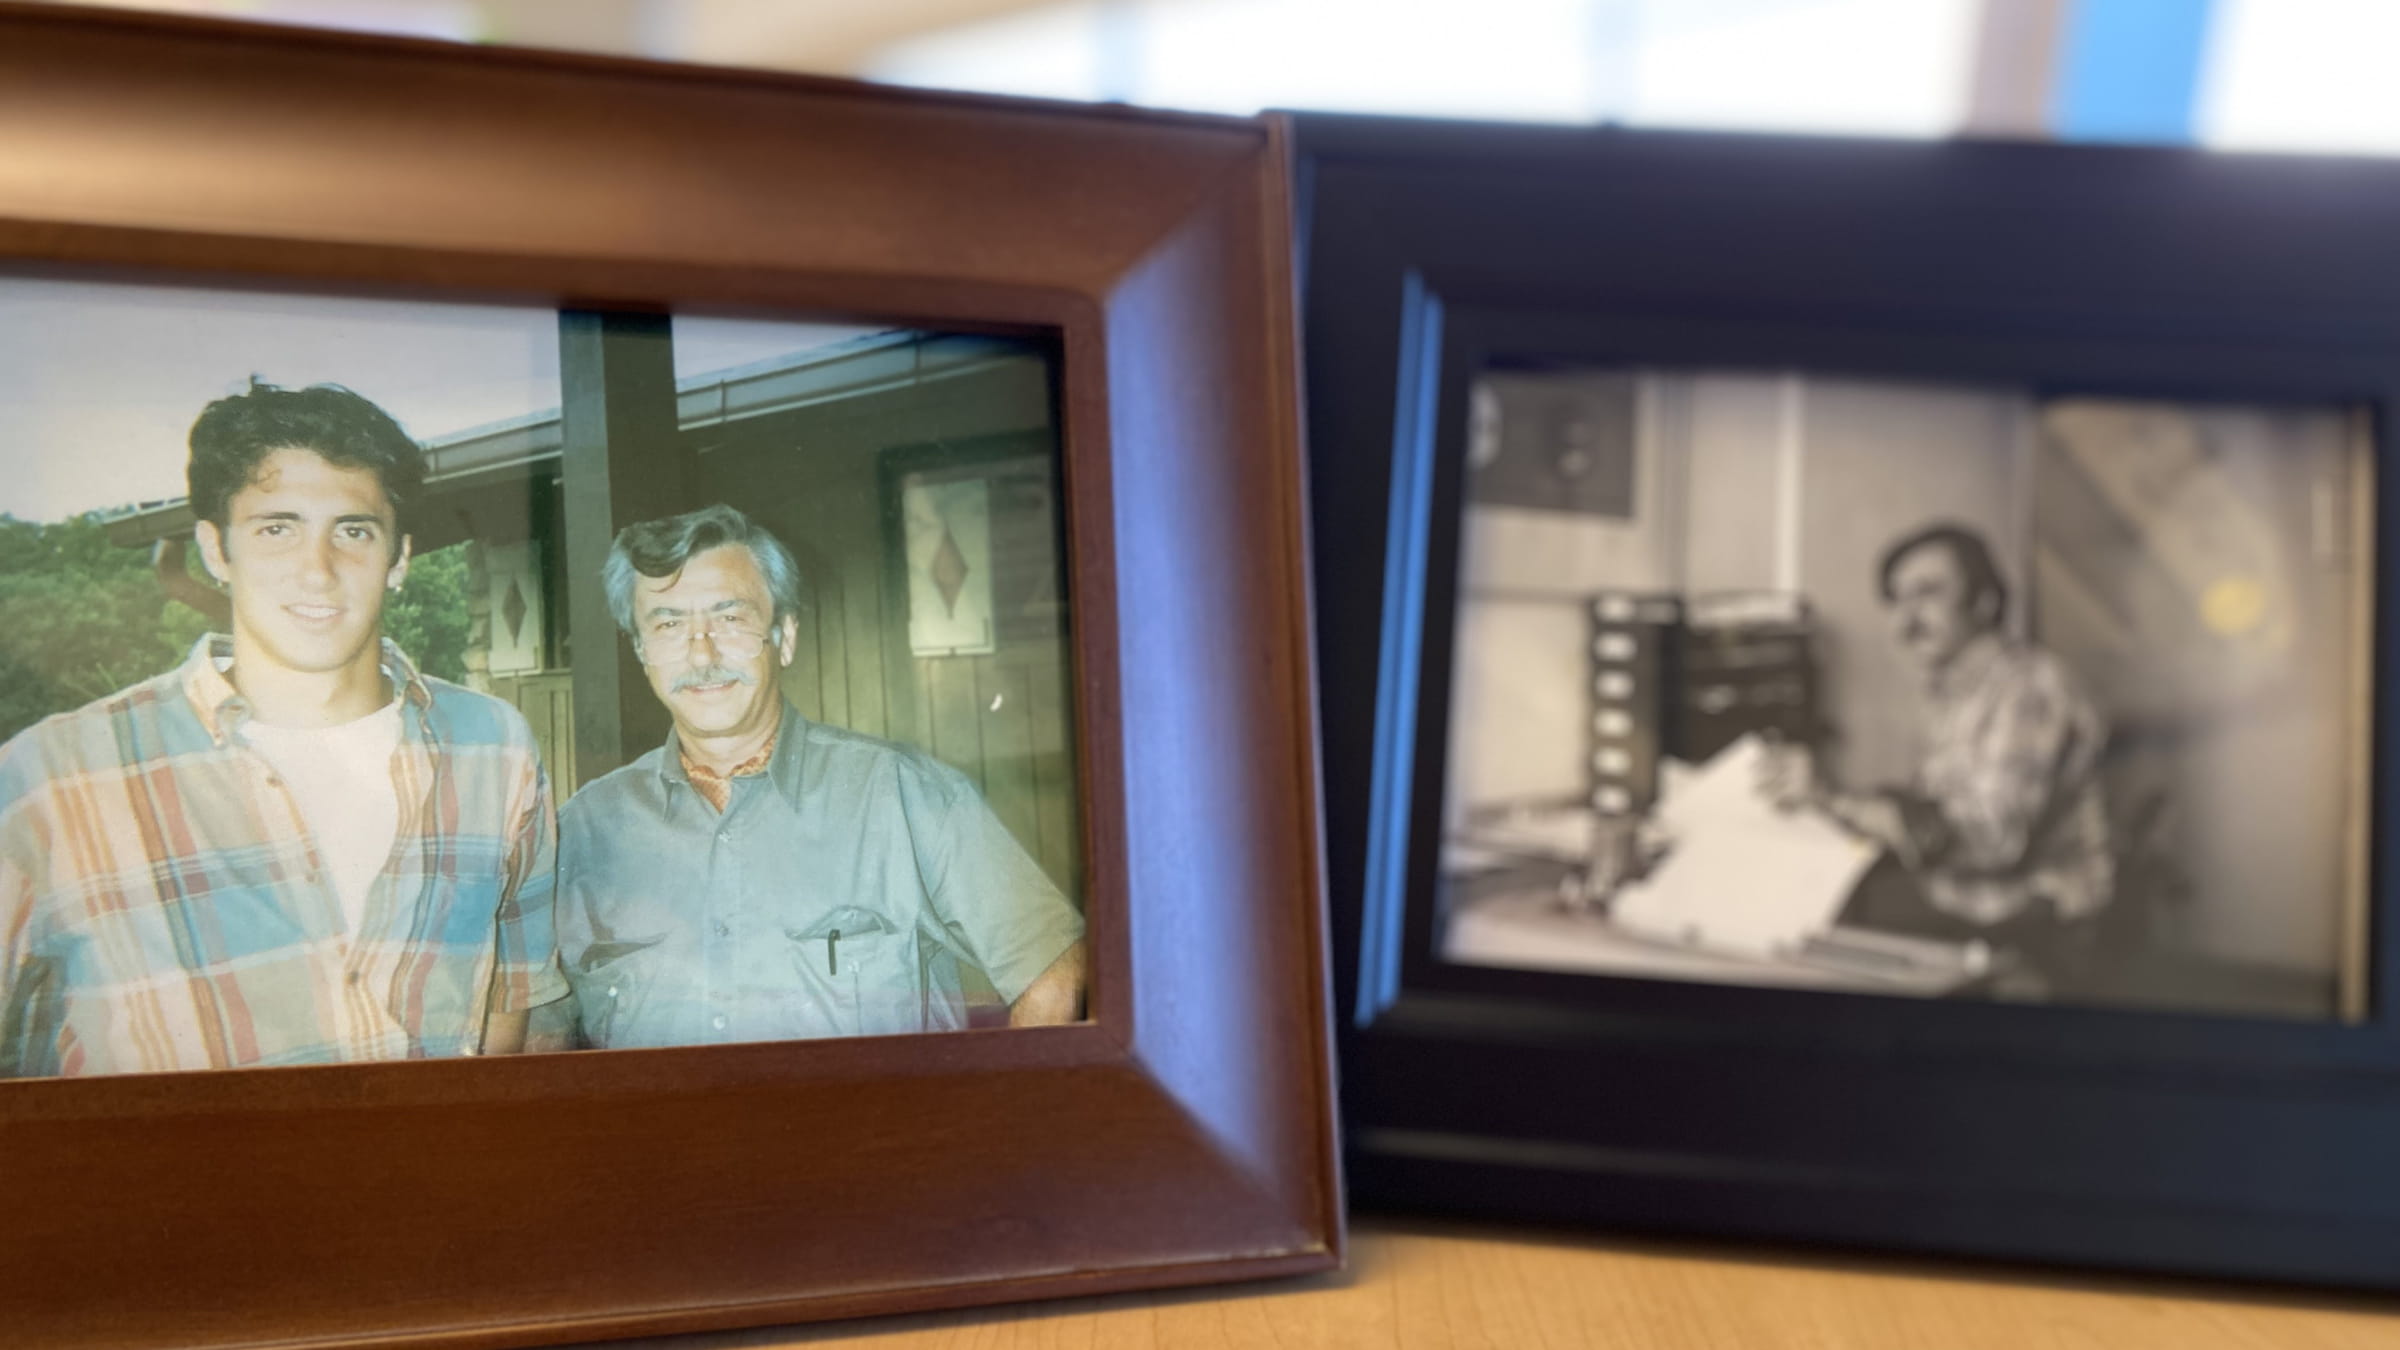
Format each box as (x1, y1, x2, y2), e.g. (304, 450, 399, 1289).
(638, 611, 769, 659)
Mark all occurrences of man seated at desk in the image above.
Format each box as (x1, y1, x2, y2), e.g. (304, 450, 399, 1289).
(1762, 522, 2114, 993)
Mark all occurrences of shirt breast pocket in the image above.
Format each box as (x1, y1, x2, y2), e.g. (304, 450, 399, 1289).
(786, 907, 914, 1038)
(571, 936, 664, 1049)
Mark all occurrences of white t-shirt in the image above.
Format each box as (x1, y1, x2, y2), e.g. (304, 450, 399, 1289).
(241, 698, 405, 937)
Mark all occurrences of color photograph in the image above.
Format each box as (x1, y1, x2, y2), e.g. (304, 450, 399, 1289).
(0, 273, 1087, 1078)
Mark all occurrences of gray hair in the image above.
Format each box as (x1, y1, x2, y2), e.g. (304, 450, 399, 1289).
(602, 503, 804, 638)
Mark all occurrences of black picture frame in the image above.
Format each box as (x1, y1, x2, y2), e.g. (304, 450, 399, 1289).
(1293, 110, 2400, 1290)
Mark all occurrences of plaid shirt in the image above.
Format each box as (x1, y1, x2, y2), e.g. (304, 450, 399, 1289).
(0, 636, 568, 1078)
(1893, 636, 2114, 925)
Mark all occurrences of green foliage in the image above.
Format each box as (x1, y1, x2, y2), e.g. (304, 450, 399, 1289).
(0, 515, 211, 744)
(0, 517, 475, 743)
(385, 545, 471, 685)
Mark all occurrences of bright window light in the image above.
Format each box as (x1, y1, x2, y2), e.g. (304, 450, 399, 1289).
(1133, 0, 1602, 122)
(40, 0, 478, 42)
(2199, 0, 2400, 154)
(871, 0, 1977, 137)
(1624, 0, 1978, 137)
(869, 2, 1113, 103)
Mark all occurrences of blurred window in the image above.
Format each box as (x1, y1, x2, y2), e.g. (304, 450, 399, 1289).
(2199, 0, 2400, 153)
(872, 0, 1980, 137)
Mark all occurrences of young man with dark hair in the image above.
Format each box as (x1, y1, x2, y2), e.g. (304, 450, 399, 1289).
(0, 380, 570, 1077)
(555, 503, 1085, 1048)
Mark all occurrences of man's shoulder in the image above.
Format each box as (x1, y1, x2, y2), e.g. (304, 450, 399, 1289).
(796, 718, 973, 797)
(417, 676, 535, 741)
(1999, 642, 2104, 717)
(2003, 641, 2082, 686)
(0, 668, 196, 803)
(557, 743, 669, 825)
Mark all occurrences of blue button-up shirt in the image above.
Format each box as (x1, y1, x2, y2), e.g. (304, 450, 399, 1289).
(554, 706, 1083, 1047)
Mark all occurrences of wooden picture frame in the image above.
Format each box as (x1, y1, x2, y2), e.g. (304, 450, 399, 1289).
(0, 8, 1337, 1348)
(1295, 110, 2400, 1289)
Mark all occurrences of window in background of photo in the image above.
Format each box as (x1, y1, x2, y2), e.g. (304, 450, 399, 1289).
(870, 0, 1980, 135)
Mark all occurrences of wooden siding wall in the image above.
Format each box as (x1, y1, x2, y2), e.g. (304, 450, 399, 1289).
(911, 644, 1080, 903)
(493, 670, 577, 799)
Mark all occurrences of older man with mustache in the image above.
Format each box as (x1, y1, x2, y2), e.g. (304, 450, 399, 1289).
(552, 505, 1085, 1048)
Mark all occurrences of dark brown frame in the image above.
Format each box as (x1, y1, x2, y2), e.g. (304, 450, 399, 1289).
(0, 8, 1337, 1348)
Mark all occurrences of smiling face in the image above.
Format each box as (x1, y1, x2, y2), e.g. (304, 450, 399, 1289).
(632, 543, 798, 750)
(194, 445, 408, 688)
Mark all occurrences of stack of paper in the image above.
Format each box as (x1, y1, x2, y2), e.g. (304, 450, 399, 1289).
(1609, 734, 1881, 958)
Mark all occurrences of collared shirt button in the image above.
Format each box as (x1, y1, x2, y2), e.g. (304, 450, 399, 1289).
(346, 971, 362, 987)
(606, 986, 619, 999)
(711, 920, 731, 938)
(710, 1013, 728, 1031)
(715, 829, 732, 844)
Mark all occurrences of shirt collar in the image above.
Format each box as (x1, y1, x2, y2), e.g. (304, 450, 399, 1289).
(766, 703, 811, 808)
(181, 633, 433, 745)
(1928, 630, 2008, 702)
(677, 720, 779, 812)
(658, 701, 810, 807)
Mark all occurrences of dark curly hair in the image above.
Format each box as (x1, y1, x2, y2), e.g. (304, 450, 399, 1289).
(187, 379, 424, 558)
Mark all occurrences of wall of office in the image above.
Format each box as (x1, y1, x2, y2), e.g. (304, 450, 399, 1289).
(1447, 370, 2023, 812)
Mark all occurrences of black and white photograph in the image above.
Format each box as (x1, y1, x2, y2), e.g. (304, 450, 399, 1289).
(1438, 365, 2372, 1020)
(0, 272, 1088, 1079)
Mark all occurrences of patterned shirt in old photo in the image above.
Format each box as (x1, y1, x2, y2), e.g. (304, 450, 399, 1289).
(1894, 636, 2113, 926)
(0, 635, 569, 1078)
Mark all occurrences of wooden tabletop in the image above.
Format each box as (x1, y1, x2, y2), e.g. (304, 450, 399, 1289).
(605, 1216, 2400, 1348)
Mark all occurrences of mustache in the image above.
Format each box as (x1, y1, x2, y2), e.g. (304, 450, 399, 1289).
(670, 664, 755, 693)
